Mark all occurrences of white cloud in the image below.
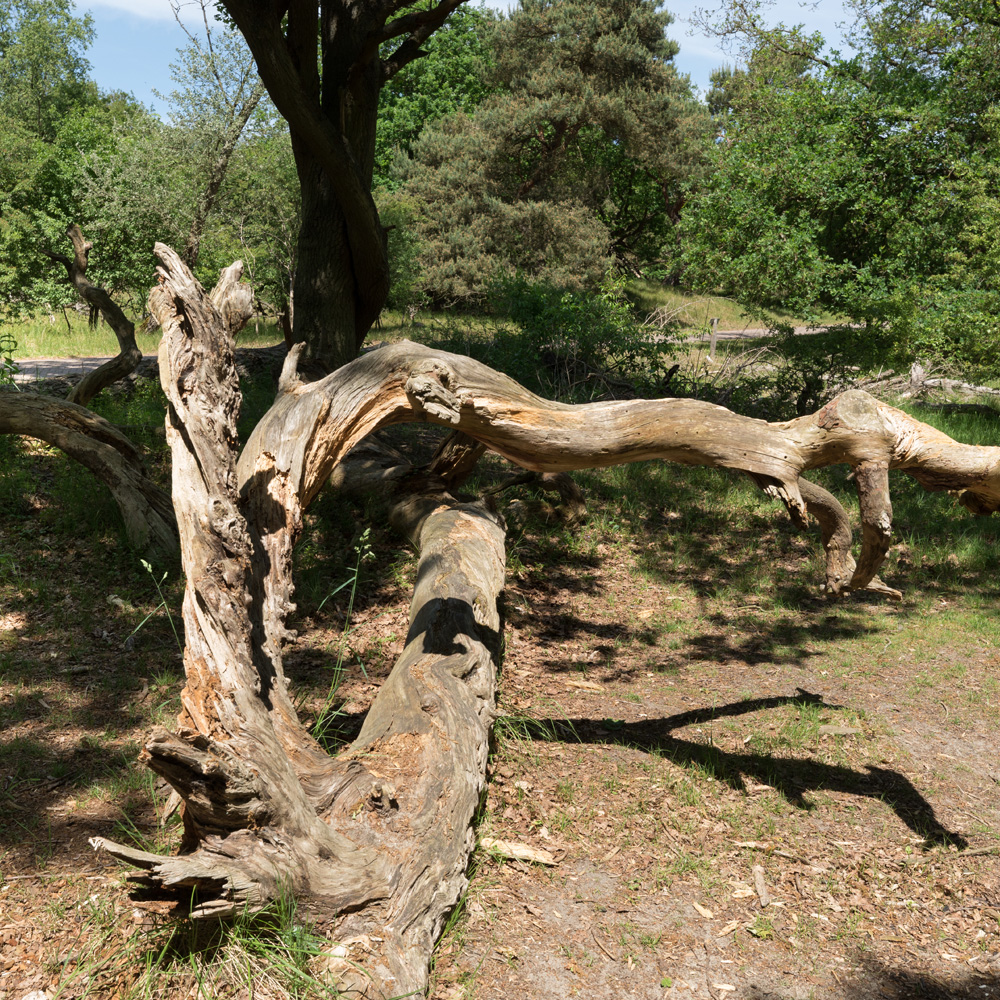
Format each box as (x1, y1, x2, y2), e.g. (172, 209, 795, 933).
(85, 0, 177, 21)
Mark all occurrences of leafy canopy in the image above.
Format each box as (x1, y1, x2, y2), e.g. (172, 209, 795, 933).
(679, 0, 1000, 371)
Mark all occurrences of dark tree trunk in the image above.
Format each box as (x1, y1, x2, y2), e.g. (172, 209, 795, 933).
(291, 155, 370, 371)
(220, 0, 470, 371)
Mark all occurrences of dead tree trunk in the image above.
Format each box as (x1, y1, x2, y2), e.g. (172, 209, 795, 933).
(0, 390, 176, 556)
(92, 247, 1000, 997)
(44, 224, 144, 408)
(0, 257, 253, 557)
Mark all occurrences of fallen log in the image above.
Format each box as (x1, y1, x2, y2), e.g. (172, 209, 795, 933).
(89, 244, 1000, 998)
(0, 389, 176, 557)
(245, 339, 1000, 599)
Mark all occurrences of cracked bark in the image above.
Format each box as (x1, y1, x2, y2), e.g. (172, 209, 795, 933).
(91, 246, 1000, 997)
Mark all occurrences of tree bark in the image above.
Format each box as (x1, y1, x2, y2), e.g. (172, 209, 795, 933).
(91, 249, 1000, 997)
(0, 390, 176, 556)
(220, 0, 470, 371)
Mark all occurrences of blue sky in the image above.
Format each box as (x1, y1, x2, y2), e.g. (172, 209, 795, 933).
(77, 1, 853, 113)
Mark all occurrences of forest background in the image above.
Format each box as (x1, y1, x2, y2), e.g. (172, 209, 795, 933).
(3, 0, 999, 394)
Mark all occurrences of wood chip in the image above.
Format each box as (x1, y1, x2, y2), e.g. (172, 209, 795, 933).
(752, 865, 770, 907)
(479, 837, 557, 866)
(566, 680, 603, 692)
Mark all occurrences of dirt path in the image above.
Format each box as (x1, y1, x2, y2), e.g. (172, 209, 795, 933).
(11, 355, 159, 384)
(9, 327, 820, 384)
(10, 344, 285, 388)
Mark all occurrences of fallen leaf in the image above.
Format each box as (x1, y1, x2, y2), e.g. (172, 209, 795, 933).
(819, 725, 861, 736)
(718, 920, 740, 936)
(567, 680, 603, 692)
(732, 841, 774, 851)
(693, 901, 714, 919)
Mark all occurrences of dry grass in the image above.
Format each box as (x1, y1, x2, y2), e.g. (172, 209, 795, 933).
(4, 312, 282, 359)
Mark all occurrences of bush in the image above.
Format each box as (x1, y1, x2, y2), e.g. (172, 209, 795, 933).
(891, 285, 1000, 377)
(486, 271, 675, 400)
(375, 189, 428, 313)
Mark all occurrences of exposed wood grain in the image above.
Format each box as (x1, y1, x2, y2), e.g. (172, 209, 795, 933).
(91, 260, 1000, 999)
(0, 390, 176, 555)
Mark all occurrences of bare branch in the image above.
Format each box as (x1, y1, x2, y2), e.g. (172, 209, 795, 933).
(0, 391, 176, 555)
(44, 224, 143, 407)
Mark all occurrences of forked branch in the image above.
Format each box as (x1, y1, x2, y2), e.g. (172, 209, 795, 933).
(44, 224, 144, 408)
(244, 341, 1000, 599)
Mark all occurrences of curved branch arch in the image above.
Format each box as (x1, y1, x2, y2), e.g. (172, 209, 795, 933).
(93, 245, 999, 998)
(241, 339, 1000, 599)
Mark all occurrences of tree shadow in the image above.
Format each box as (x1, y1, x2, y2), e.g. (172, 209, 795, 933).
(525, 693, 966, 848)
(745, 953, 1000, 999)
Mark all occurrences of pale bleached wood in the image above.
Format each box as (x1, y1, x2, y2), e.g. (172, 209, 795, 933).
(96, 243, 386, 921)
(92, 255, 1000, 1000)
(242, 340, 1000, 598)
(0, 390, 176, 555)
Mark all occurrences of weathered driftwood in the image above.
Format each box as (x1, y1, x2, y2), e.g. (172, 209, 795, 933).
(92, 246, 1000, 997)
(94, 246, 505, 998)
(44, 224, 143, 408)
(0, 390, 176, 556)
(245, 339, 1000, 599)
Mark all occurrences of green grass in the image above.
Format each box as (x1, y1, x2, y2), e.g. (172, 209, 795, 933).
(628, 281, 845, 333)
(3, 311, 283, 358)
(57, 890, 347, 999)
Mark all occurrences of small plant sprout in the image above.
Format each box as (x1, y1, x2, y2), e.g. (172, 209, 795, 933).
(126, 559, 182, 653)
(314, 528, 376, 743)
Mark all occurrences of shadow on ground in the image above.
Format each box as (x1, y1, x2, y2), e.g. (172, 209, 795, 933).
(524, 693, 966, 848)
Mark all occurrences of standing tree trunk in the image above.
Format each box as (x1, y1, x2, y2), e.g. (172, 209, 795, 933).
(169, 0, 268, 270)
(221, 0, 469, 371)
(92, 246, 1000, 997)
